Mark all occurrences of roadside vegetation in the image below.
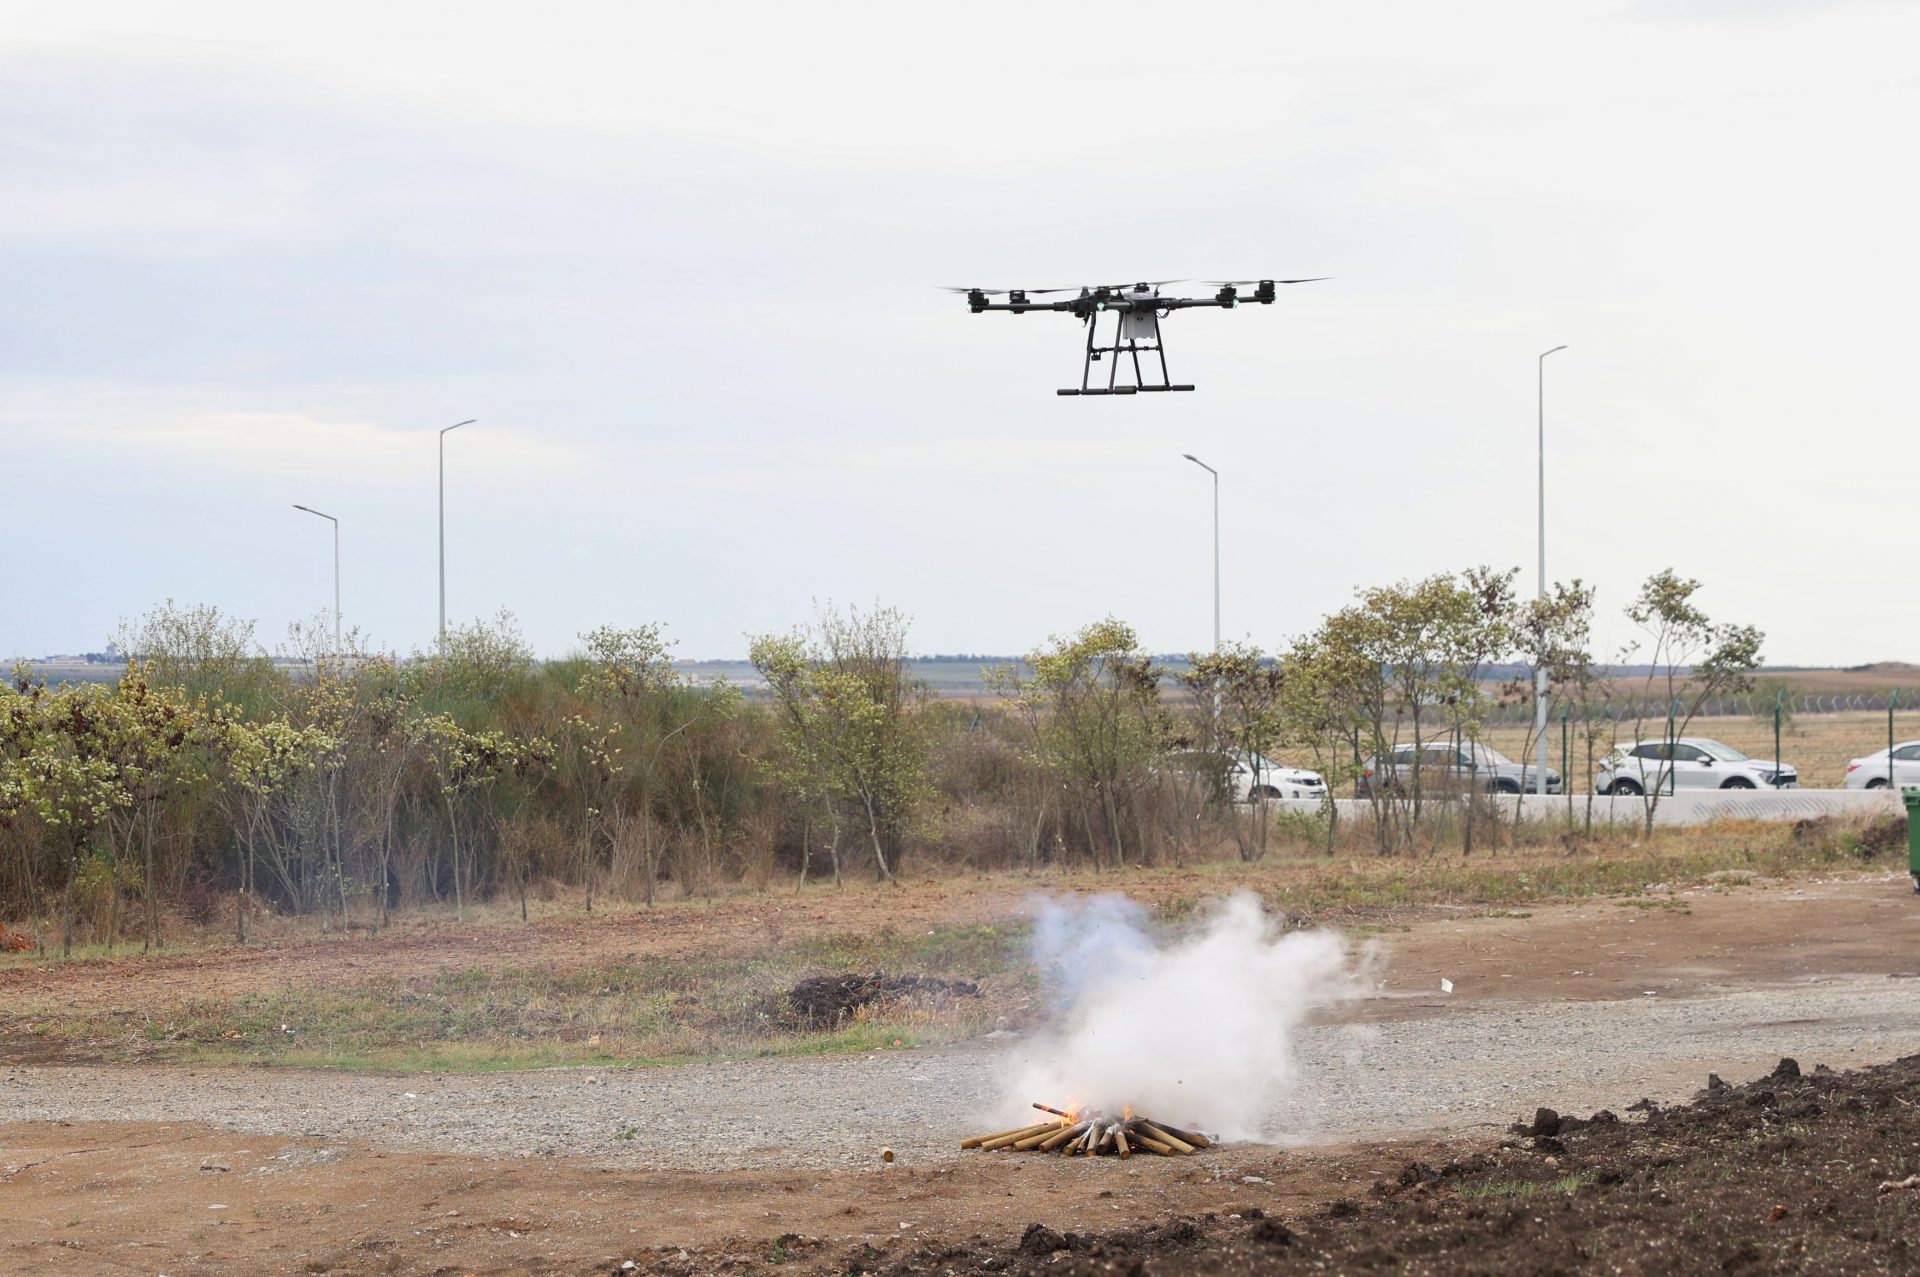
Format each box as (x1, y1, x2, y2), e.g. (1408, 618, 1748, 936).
(0, 564, 1836, 959)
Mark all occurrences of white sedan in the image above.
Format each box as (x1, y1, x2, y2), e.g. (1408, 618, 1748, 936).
(1596, 738, 1797, 794)
(1843, 741, 1920, 789)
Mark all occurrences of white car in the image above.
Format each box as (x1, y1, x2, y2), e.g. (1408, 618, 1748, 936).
(1229, 752, 1328, 802)
(1596, 738, 1798, 794)
(1166, 750, 1327, 802)
(1843, 741, 1920, 789)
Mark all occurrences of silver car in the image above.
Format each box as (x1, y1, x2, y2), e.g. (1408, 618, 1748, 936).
(1843, 741, 1920, 789)
(1596, 738, 1798, 794)
(1358, 741, 1560, 796)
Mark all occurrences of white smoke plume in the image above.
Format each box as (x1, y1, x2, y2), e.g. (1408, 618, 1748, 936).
(997, 891, 1362, 1141)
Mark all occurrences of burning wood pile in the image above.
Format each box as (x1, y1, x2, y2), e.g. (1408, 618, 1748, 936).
(963, 1103, 1213, 1158)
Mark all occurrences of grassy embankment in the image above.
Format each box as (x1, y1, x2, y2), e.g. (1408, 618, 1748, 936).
(1, 817, 1904, 1073)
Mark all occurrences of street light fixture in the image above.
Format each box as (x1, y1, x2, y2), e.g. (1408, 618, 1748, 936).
(438, 419, 476, 652)
(292, 503, 341, 651)
(1181, 454, 1220, 653)
(1535, 345, 1568, 796)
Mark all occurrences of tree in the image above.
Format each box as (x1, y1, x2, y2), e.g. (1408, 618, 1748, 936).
(99, 665, 203, 950)
(750, 606, 933, 884)
(408, 610, 536, 707)
(1618, 570, 1765, 835)
(1510, 581, 1598, 836)
(114, 600, 278, 709)
(2, 684, 132, 956)
(750, 631, 841, 887)
(1180, 643, 1287, 861)
(209, 713, 335, 942)
(413, 715, 521, 921)
(990, 618, 1161, 868)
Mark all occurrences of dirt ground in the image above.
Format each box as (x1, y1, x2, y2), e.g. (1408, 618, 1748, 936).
(3, 863, 1913, 1019)
(3, 869, 1918, 1275)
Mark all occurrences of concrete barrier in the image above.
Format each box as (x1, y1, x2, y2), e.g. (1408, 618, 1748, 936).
(1269, 788, 1904, 828)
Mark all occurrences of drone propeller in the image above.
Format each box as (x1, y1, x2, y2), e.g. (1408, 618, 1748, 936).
(1205, 277, 1330, 286)
(939, 286, 1016, 295)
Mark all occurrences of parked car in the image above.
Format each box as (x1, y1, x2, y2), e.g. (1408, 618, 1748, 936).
(1843, 741, 1920, 789)
(1357, 741, 1559, 796)
(1228, 752, 1328, 802)
(1164, 750, 1327, 802)
(1595, 738, 1798, 794)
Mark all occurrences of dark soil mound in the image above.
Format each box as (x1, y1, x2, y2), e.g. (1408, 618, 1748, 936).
(781, 971, 979, 1029)
(866, 1052, 1920, 1276)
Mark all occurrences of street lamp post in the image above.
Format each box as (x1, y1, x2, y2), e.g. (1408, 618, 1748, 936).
(438, 419, 476, 652)
(292, 503, 341, 651)
(1535, 345, 1568, 796)
(1181, 454, 1220, 653)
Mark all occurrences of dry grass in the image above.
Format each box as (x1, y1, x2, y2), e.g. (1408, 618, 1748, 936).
(2, 812, 1904, 1073)
(0, 920, 1029, 1072)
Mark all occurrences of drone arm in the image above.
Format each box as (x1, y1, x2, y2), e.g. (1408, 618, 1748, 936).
(972, 300, 1080, 313)
(1156, 296, 1235, 312)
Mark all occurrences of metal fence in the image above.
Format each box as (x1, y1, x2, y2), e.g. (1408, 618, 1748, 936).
(1477, 689, 1920, 725)
(1470, 704, 1920, 793)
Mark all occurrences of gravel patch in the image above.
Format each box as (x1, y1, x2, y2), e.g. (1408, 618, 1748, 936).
(4, 977, 1916, 1171)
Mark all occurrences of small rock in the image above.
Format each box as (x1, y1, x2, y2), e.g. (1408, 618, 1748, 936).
(1706, 1073, 1728, 1092)
(1770, 1058, 1801, 1081)
(1241, 1175, 1267, 1184)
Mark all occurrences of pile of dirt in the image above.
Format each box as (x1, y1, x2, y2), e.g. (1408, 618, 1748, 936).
(781, 971, 980, 1028)
(856, 1052, 1920, 1276)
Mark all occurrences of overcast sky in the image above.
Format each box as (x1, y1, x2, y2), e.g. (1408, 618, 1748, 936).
(5, 1, 1916, 665)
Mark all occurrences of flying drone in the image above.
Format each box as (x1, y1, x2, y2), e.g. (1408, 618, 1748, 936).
(942, 277, 1326, 395)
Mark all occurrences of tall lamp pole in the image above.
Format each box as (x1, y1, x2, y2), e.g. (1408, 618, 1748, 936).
(1535, 345, 1568, 796)
(1182, 454, 1220, 653)
(292, 503, 341, 651)
(438, 419, 476, 652)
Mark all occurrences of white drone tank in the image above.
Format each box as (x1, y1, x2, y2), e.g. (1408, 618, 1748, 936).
(1120, 285, 1160, 342)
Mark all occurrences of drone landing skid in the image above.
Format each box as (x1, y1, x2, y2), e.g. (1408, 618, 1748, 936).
(1059, 308, 1195, 397)
(1058, 386, 1195, 396)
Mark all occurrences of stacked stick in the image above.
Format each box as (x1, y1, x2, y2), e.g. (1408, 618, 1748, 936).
(962, 1103, 1213, 1158)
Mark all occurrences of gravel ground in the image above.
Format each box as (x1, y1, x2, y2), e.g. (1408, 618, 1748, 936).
(6, 976, 1916, 1172)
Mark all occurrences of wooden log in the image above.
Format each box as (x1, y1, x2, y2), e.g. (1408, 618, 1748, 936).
(1038, 1121, 1089, 1153)
(1114, 1125, 1130, 1159)
(963, 1122, 1050, 1150)
(1031, 1103, 1074, 1118)
(1126, 1125, 1174, 1156)
(1063, 1128, 1090, 1156)
(976, 1122, 1056, 1151)
(1012, 1125, 1066, 1151)
(1154, 1122, 1212, 1149)
(1137, 1122, 1194, 1155)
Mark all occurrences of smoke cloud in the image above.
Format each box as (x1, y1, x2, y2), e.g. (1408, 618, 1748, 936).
(998, 891, 1362, 1141)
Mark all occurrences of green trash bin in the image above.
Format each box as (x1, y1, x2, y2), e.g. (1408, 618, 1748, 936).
(1906, 790, 1920, 893)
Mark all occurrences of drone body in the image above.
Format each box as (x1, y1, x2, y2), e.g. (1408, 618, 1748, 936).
(945, 278, 1325, 395)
